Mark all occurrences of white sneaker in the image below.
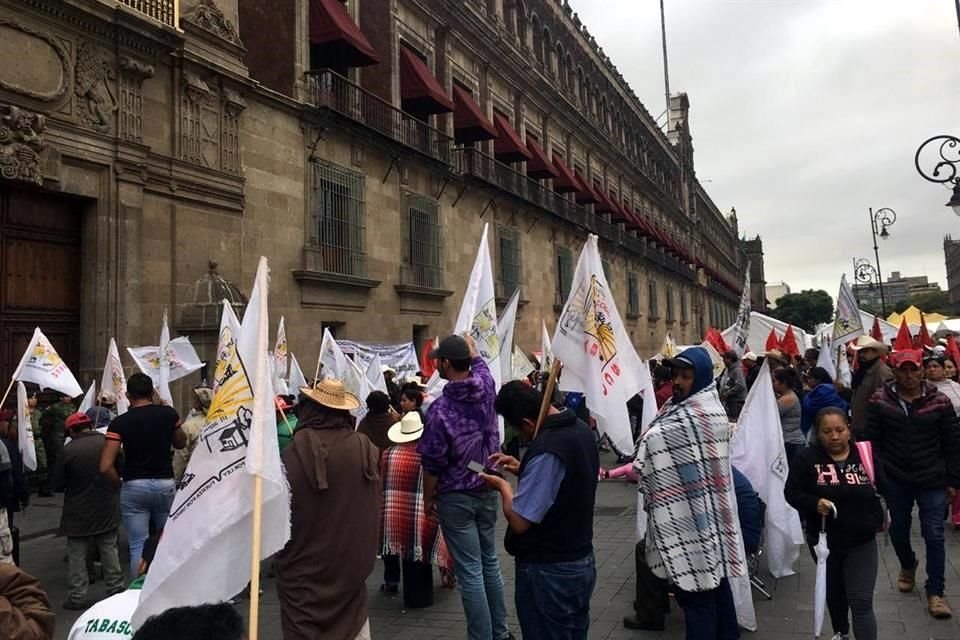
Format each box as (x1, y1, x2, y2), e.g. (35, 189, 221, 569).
(830, 634, 848, 640)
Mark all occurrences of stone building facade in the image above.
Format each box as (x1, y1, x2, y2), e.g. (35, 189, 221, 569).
(741, 234, 767, 313)
(0, 0, 744, 400)
(944, 235, 960, 314)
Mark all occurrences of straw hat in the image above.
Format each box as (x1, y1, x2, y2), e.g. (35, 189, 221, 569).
(849, 335, 889, 353)
(300, 379, 360, 411)
(388, 411, 424, 444)
(192, 386, 214, 410)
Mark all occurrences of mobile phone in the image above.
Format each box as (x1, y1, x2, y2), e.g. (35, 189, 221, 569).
(467, 460, 503, 478)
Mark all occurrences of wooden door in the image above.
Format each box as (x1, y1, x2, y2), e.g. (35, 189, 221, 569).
(0, 187, 83, 389)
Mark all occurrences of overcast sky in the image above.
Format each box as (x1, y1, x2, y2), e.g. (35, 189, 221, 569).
(570, 0, 960, 302)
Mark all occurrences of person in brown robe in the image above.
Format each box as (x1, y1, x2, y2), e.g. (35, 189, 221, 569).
(274, 380, 381, 640)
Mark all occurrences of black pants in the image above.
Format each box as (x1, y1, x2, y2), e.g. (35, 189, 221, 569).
(633, 542, 670, 626)
(383, 555, 434, 609)
(808, 540, 878, 640)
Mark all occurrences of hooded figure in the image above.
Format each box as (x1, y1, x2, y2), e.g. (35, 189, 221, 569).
(635, 347, 745, 640)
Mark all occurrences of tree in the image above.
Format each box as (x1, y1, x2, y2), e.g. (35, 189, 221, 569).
(769, 289, 834, 333)
(894, 290, 952, 316)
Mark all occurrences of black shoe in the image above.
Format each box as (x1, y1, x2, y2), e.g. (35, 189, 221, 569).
(623, 615, 665, 631)
(63, 598, 94, 611)
(379, 583, 398, 595)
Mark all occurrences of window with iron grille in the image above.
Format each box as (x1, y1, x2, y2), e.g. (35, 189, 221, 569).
(681, 289, 689, 323)
(497, 226, 522, 298)
(308, 160, 366, 277)
(666, 286, 675, 322)
(648, 279, 659, 318)
(627, 273, 640, 318)
(555, 246, 574, 306)
(402, 191, 444, 289)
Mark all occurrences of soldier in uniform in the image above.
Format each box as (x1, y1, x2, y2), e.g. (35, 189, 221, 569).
(41, 393, 76, 491)
(20, 390, 48, 497)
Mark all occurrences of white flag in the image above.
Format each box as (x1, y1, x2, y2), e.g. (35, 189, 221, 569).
(157, 311, 172, 405)
(100, 339, 129, 416)
(78, 382, 96, 414)
(731, 263, 752, 356)
(318, 328, 369, 418)
(16, 382, 36, 472)
(287, 353, 308, 396)
(13, 328, 83, 397)
(833, 275, 864, 343)
(497, 288, 521, 382)
(133, 257, 290, 628)
(551, 235, 641, 454)
(272, 317, 288, 396)
(636, 360, 658, 437)
(453, 223, 502, 392)
(730, 360, 804, 578)
(816, 338, 836, 378)
(127, 313, 203, 403)
(837, 344, 852, 387)
(540, 320, 554, 372)
(511, 345, 535, 381)
(365, 353, 389, 395)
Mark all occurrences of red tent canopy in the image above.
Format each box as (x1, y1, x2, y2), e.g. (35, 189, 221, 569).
(781, 325, 801, 358)
(871, 317, 883, 342)
(765, 328, 781, 352)
(894, 319, 913, 352)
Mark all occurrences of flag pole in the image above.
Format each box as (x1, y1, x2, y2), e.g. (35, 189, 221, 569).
(533, 360, 561, 439)
(248, 473, 263, 640)
(0, 379, 16, 411)
(313, 351, 322, 388)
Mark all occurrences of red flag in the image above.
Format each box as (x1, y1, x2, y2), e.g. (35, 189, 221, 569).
(781, 325, 801, 358)
(704, 327, 729, 354)
(947, 335, 960, 368)
(894, 319, 913, 351)
(420, 337, 437, 379)
(919, 314, 934, 348)
(870, 317, 883, 342)
(765, 328, 781, 351)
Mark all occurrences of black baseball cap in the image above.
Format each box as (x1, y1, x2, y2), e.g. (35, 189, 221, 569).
(429, 335, 471, 360)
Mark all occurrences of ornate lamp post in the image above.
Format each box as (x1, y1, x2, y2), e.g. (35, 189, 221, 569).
(914, 135, 960, 216)
(852, 258, 879, 307)
(867, 208, 896, 316)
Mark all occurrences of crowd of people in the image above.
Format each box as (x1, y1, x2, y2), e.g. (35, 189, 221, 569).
(0, 326, 959, 640)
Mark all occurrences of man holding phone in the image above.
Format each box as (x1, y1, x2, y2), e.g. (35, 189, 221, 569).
(417, 334, 512, 640)
(481, 381, 599, 640)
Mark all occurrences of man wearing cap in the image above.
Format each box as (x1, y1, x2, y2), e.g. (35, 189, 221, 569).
(54, 412, 123, 610)
(418, 335, 511, 640)
(718, 350, 747, 420)
(635, 347, 744, 640)
(864, 348, 960, 619)
(850, 335, 894, 435)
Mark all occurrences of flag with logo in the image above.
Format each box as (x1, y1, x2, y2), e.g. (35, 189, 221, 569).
(730, 263, 751, 356)
(133, 257, 290, 627)
(318, 327, 370, 418)
(365, 353, 389, 395)
(272, 317, 288, 396)
(497, 288, 521, 382)
(127, 313, 203, 403)
(100, 339, 129, 415)
(551, 234, 641, 454)
(12, 328, 83, 397)
(730, 361, 804, 578)
(511, 345, 535, 381)
(16, 382, 37, 471)
(816, 337, 836, 378)
(540, 320, 553, 372)
(454, 224, 502, 388)
(658, 333, 678, 359)
(832, 275, 864, 343)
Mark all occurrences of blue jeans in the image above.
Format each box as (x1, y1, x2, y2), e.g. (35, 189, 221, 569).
(515, 554, 596, 640)
(437, 491, 509, 640)
(673, 578, 739, 640)
(120, 479, 175, 576)
(886, 477, 946, 596)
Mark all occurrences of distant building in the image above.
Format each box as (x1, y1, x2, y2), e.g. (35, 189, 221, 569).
(945, 235, 960, 314)
(852, 271, 942, 312)
(765, 282, 792, 309)
(741, 235, 768, 313)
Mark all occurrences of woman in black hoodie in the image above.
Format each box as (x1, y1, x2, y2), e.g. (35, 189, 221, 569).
(785, 407, 886, 640)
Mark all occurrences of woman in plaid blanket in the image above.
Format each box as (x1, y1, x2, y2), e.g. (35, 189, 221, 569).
(636, 346, 746, 640)
(379, 411, 454, 608)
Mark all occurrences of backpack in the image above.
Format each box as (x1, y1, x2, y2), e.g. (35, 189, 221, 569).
(854, 440, 889, 532)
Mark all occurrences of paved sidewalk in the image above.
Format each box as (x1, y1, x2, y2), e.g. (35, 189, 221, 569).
(15, 451, 960, 639)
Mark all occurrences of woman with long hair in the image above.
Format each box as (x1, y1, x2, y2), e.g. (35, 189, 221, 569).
(773, 368, 805, 463)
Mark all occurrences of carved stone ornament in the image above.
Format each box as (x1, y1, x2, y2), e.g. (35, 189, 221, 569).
(222, 86, 246, 117)
(181, 0, 243, 46)
(0, 104, 47, 185)
(0, 17, 71, 105)
(119, 56, 155, 80)
(75, 41, 117, 134)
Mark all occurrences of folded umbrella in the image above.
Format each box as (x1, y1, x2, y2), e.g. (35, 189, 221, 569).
(814, 507, 837, 639)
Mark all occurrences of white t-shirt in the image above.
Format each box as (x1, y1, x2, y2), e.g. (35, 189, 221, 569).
(67, 587, 141, 639)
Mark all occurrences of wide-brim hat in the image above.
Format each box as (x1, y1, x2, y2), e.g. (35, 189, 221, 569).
(761, 349, 788, 363)
(849, 335, 889, 353)
(192, 386, 214, 409)
(388, 411, 424, 444)
(300, 379, 360, 411)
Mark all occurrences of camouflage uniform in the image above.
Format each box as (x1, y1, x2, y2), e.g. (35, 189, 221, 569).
(40, 401, 74, 474)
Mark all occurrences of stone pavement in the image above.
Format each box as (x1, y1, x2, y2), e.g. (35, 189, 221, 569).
(14, 450, 960, 639)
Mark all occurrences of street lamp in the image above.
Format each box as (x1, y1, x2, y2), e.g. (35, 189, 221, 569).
(868, 207, 896, 316)
(914, 135, 960, 217)
(852, 258, 878, 306)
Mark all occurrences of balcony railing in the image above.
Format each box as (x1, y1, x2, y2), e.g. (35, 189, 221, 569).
(306, 69, 453, 164)
(115, 0, 178, 27)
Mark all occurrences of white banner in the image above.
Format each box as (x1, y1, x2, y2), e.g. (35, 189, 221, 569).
(13, 328, 83, 398)
(287, 353, 308, 396)
(78, 381, 96, 414)
(337, 341, 419, 381)
(100, 338, 129, 415)
(731, 263, 752, 356)
(498, 288, 521, 382)
(833, 274, 864, 343)
(453, 223, 502, 389)
(16, 382, 36, 472)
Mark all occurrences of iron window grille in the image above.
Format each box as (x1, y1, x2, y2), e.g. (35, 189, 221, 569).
(308, 160, 367, 277)
(627, 273, 640, 317)
(648, 280, 659, 318)
(402, 191, 444, 289)
(497, 226, 522, 298)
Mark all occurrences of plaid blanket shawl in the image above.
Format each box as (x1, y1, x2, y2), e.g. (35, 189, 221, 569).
(380, 444, 452, 571)
(636, 386, 746, 592)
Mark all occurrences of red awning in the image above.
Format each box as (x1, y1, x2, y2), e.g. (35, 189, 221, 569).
(452, 85, 497, 144)
(399, 47, 454, 116)
(309, 0, 380, 68)
(594, 189, 627, 222)
(525, 137, 559, 180)
(623, 206, 651, 236)
(551, 155, 582, 193)
(574, 171, 601, 204)
(608, 195, 630, 224)
(493, 114, 533, 163)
